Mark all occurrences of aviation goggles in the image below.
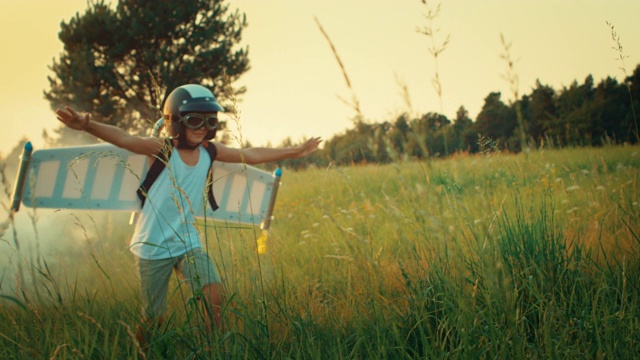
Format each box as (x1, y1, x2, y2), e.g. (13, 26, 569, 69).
(180, 113, 219, 130)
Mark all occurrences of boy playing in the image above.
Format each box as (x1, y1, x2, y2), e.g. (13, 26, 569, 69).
(55, 84, 321, 347)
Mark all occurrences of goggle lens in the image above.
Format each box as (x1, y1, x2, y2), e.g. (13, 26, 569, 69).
(181, 114, 218, 130)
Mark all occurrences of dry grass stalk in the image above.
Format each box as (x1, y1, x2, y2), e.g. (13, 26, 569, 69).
(606, 21, 638, 143)
(315, 16, 363, 119)
(500, 33, 529, 158)
(417, 0, 451, 155)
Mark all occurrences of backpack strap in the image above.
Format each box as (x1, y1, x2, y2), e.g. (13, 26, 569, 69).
(136, 139, 219, 211)
(137, 138, 173, 209)
(203, 142, 219, 211)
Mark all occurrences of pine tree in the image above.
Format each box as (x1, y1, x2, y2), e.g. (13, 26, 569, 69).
(44, 0, 249, 145)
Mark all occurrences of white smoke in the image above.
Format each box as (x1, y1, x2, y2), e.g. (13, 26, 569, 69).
(0, 205, 134, 300)
(0, 136, 139, 304)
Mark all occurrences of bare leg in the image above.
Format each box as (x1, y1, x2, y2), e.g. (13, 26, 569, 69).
(201, 282, 226, 331)
(135, 316, 164, 353)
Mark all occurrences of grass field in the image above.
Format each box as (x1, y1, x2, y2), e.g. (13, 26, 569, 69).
(1, 145, 639, 359)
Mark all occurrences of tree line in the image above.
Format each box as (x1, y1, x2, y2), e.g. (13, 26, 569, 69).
(278, 64, 639, 169)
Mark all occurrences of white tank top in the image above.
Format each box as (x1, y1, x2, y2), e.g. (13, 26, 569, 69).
(129, 146, 211, 260)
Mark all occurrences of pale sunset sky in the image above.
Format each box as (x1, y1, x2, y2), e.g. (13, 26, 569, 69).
(0, 0, 638, 157)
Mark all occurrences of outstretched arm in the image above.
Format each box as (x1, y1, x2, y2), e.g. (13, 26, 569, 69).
(55, 106, 162, 155)
(215, 137, 321, 164)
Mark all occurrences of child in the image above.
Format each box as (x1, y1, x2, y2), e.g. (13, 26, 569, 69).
(56, 84, 321, 347)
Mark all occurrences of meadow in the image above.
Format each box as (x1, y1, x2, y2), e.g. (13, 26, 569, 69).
(1, 144, 639, 359)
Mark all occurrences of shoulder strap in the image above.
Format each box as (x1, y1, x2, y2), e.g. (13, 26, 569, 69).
(203, 141, 219, 211)
(137, 138, 173, 208)
(137, 139, 219, 212)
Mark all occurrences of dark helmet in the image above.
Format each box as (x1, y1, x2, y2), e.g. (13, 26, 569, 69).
(163, 84, 224, 141)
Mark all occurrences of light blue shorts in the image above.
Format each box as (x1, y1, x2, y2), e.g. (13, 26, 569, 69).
(137, 248, 220, 319)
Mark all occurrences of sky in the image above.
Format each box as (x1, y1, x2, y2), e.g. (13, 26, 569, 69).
(0, 0, 639, 157)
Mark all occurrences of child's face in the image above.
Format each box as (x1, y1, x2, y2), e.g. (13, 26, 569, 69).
(184, 126, 207, 146)
(179, 111, 218, 146)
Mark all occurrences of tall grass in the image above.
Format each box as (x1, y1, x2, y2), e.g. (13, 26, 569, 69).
(3, 144, 637, 358)
(500, 33, 529, 158)
(417, 0, 451, 156)
(606, 20, 639, 144)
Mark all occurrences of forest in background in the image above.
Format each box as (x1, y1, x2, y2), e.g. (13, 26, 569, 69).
(278, 63, 640, 168)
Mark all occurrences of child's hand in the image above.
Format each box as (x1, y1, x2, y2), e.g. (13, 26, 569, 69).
(294, 137, 322, 158)
(56, 106, 91, 131)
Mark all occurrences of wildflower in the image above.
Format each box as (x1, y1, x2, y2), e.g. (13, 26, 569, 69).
(541, 176, 549, 187)
(566, 185, 580, 192)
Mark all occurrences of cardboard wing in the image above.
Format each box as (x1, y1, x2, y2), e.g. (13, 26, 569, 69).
(13, 142, 279, 226)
